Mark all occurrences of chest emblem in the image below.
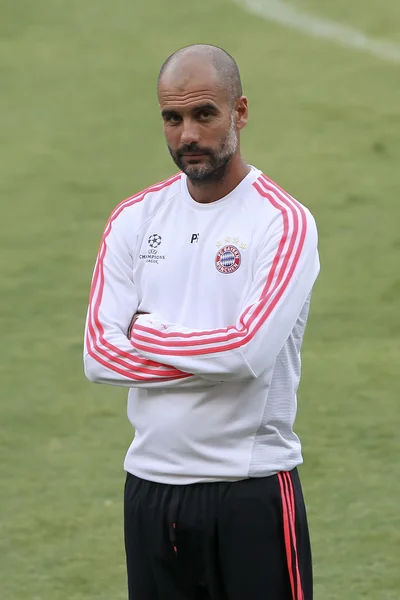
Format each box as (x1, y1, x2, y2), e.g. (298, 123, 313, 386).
(148, 233, 162, 248)
(138, 233, 166, 264)
(215, 237, 247, 274)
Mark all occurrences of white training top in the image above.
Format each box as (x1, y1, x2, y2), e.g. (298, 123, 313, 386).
(84, 166, 320, 484)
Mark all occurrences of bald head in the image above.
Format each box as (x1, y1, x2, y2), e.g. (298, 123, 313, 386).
(158, 44, 243, 105)
(157, 45, 249, 186)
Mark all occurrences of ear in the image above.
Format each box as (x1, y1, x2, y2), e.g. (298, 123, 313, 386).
(235, 96, 248, 130)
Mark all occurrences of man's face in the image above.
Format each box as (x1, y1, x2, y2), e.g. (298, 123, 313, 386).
(158, 70, 239, 183)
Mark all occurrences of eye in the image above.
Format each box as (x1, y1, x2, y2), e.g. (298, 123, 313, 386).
(198, 110, 212, 121)
(163, 113, 182, 125)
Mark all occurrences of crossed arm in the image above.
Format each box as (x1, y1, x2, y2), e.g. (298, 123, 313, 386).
(83, 216, 211, 390)
(84, 206, 320, 388)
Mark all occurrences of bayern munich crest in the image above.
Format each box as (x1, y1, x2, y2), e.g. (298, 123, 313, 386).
(215, 245, 241, 274)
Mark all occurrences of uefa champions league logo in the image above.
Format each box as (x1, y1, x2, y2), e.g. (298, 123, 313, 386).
(148, 234, 162, 249)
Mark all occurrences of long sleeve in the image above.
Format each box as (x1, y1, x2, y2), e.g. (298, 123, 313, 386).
(131, 200, 320, 381)
(83, 209, 216, 389)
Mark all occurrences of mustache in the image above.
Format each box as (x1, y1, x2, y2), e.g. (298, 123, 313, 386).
(176, 143, 211, 156)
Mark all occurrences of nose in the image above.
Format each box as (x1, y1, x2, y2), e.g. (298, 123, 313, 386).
(180, 118, 200, 146)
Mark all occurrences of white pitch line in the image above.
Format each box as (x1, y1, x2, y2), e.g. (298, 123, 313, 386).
(234, 0, 400, 63)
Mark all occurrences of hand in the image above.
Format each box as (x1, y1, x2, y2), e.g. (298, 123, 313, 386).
(127, 312, 147, 338)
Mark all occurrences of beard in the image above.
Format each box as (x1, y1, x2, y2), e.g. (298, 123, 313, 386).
(168, 116, 238, 185)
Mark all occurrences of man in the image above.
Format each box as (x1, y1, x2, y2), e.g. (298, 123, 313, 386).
(84, 44, 320, 600)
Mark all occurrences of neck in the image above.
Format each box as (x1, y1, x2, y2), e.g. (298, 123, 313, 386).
(186, 155, 251, 204)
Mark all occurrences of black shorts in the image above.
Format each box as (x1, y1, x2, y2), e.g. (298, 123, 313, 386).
(124, 468, 312, 600)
